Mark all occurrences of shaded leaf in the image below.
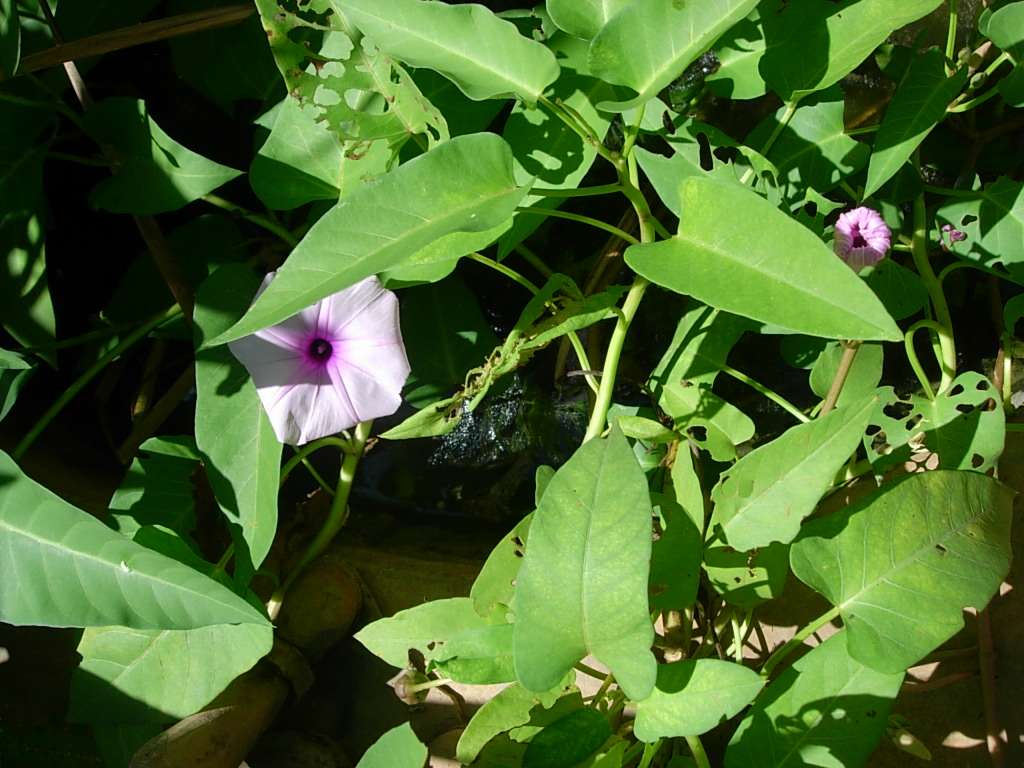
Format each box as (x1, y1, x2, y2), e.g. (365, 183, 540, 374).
(759, 0, 943, 101)
(513, 427, 656, 700)
(791, 471, 1014, 672)
(0, 450, 269, 629)
(588, 0, 760, 111)
(0, 347, 33, 422)
(706, 5, 770, 100)
(194, 266, 282, 571)
(634, 660, 763, 741)
(809, 343, 883, 409)
(339, 0, 560, 104)
(725, 632, 903, 767)
(935, 176, 1024, 281)
(864, 49, 968, 198)
(69, 623, 272, 723)
(0, 213, 55, 358)
(625, 177, 903, 341)
(710, 396, 876, 551)
(523, 708, 611, 768)
(650, 493, 702, 612)
(85, 98, 241, 215)
(215, 133, 529, 343)
(704, 537, 789, 610)
(109, 437, 200, 539)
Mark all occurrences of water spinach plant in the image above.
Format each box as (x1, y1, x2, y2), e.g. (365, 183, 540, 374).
(1, 0, 1022, 766)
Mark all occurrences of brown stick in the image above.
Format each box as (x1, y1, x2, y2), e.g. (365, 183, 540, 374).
(117, 364, 196, 465)
(15, 5, 254, 77)
(820, 341, 861, 416)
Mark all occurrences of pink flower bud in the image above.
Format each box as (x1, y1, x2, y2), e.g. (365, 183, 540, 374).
(833, 206, 891, 270)
(229, 275, 410, 445)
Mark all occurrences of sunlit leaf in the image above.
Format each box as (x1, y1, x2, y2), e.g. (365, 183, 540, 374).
(356, 723, 427, 768)
(214, 133, 530, 343)
(338, 0, 560, 105)
(625, 177, 903, 341)
(513, 427, 656, 700)
(726, 632, 903, 767)
(634, 660, 764, 741)
(0, 450, 269, 629)
(546, 0, 630, 40)
(588, 0, 759, 111)
(791, 471, 1013, 672)
(704, 537, 789, 610)
(649, 492, 702, 613)
(987, 1, 1024, 62)
(706, 4, 770, 100)
(471, 512, 532, 618)
(710, 396, 876, 551)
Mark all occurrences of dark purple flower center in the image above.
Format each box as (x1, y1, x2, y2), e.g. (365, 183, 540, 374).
(851, 227, 868, 248)
(308, 338, 333, 362)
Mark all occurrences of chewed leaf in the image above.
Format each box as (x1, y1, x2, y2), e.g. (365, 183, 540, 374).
(863, 372, 1005, 474)
(254, 0, 447, 149)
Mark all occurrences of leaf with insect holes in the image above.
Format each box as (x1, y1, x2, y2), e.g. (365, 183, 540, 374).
(863, 372, 1005, 474)
(791, 471, 1013, 673)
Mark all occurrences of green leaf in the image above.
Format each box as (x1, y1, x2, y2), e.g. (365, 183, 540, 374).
(650, 492, 702, 612)
(0, 450, 269, 629)
(250, 98, 392, 210)
(383, 222, 511, 286)
(399, 275, 498, 408)
(935, 177, 1024, 281)
(253, 0, 448, 148)
(704, 538, 789, 610)
(0, 0, 20, 79)
(500, 34, 614, 255)
(338, 0, 560, 105)
(864, 49, 968, 198)
(523, 708, 611, 768)
(710, 396, 876, 552)
(0, 347, 32, 421)
(663, 385, 755, 463)
(725, 632, 903, 767)
(616, 416, 676, 444)
(650, 305, 750, 400)
(109, 437, 200, 539)
(356, 723, 427, 768)
(747, 86, 870, 199)
(863, 372, 1005, 474)
(168, 0, 280, 112)
(457, 679, 575, 765)
(759, 0, 943, 101)
(69, 623, 272, 724)
(988, 1, 1024, 63)
(0, 213, 56, 359)
(513, 427, 656, 700)
(214, 133, 529, 343)
(547, 0, 630, 40)
(809, 343, 884, 408)
(472, 513, 532, 618)
(862, 259, 929, 322)
(194, 266, 282, 570)
(85, 98, 241, 215)
(634, 660, 764, 741)
(355, 597, 513, 684)
(523, 285, 626, 351)
(625, 177, 903, 341)
(706, 5, 770, 100)
(588, 0, 760, 111)
(791, 471, 1013, 673)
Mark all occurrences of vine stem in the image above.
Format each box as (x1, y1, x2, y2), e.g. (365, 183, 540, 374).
(738, 98, 800, 185)
(685, 735, 712, 768)
(514, 206, 640, 245)
(279, 436, 354, 485)
(720, 363, 810, 423)
(266, 420, 372, 621)
(202, 193, 298, 247)
(13, 307, 181, 460)
(761, 606, 841, 678)
(820, 341, 861, 416)
(946, 0, 960, 75)
(911, 182, 957, 393)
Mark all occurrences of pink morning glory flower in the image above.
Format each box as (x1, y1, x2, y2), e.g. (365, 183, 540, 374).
(229, 274, 410, 446)
(833, 207, 891, 270)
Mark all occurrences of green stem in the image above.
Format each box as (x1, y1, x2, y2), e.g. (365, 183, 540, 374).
(762, 606, 841, 678)
(574, 662, 607, 680)
(0, 87, 87, 130)
(20, 322, 130, 353)
(531, 183, 624, 199)
(739, 98, 800, 185)
(637, 739, 662, 768)
(720, 363, 810, 423)
(583, 276, 649, 441)
(910, 186, 957, 393)
(202, 193, 298, 247)
(513, 244, 555, 280)
(266, 420, 372, 621)
(301, 457, 335, 496)
(13, 307, 181, 460)
(685, 735, 712, 768)
(845, 124, 880, 136)
(945, 0, 960, 74)
(514, 206, 640, 245)
(905, 320, 949, 400)
(538, 94, 617, 166)
(947, 85, 1001, 113)
(982, 51, 1012, 79)
(820, 341, 861, 416)
(280, 436, 353, 485)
